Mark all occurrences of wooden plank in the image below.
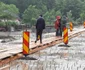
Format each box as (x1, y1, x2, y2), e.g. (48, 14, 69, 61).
(0, 53, 23, 67)
(30, 37, 62, 49)
(0, 46, 22, 59)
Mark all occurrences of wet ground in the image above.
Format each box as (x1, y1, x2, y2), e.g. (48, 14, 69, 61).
(0, 27, 85, 70)
(2, 32, 85, 70)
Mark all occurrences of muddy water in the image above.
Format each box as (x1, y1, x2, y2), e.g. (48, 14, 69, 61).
(1, 32, 85, 70)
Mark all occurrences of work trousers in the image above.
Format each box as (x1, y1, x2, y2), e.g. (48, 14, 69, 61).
(56, 28, 62, 36)
(36, 29, 43, 43)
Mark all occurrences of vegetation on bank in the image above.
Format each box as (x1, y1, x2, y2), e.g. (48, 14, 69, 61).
(0, 0, 85, 27)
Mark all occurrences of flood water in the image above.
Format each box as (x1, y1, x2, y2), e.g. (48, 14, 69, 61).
(1, 31, 85, 70)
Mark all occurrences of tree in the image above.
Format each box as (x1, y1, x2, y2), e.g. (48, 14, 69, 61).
(80, 0, 85, 21)
(1, 0, 85, 25)
(80, 11, 85, 21)
(43, 0, 56, 10)
(55, 0, 66, 15)
(0, 2, 19, 31)
(0, 2, 19, 20)
(64, 0, 82, 20)
(67, 10, 73, 22)
(23, 5, 41, 27)
(44, 10, 62, 25)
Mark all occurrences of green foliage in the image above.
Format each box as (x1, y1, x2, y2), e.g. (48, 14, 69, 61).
(0, 21, 18, 28)
(67, 10, 73, 22)
(1, 0, 85, 25)
(80, 11, 85, 21)
(0, 22, 6, 26)
(0, 2, 19, 20)
(5, 21, 18, 26)
(23, 5, 41, 26)
(44, 10, 62, 25)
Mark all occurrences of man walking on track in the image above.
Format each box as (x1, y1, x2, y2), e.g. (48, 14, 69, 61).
(55, 16, 62, 37)
(35, 15, 45, 44)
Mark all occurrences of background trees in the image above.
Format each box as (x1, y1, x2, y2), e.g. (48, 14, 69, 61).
(0, 2, 19, 31)
(22, 5, 41, 27)
(0, 2, 19, 20)
(0, 0, 85, 26)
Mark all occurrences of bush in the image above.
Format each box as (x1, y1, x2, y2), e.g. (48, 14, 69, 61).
(0, 22, 6, 27)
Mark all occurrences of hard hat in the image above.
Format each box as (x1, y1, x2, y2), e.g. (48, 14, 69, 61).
(56, 16, 61, 19)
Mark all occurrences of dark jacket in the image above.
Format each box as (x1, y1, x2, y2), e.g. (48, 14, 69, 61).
(36, 17, 45, 30)
(62, 16, 67, 27)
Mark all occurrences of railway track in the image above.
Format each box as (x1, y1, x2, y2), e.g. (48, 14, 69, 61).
(0, 28, 85, 69)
